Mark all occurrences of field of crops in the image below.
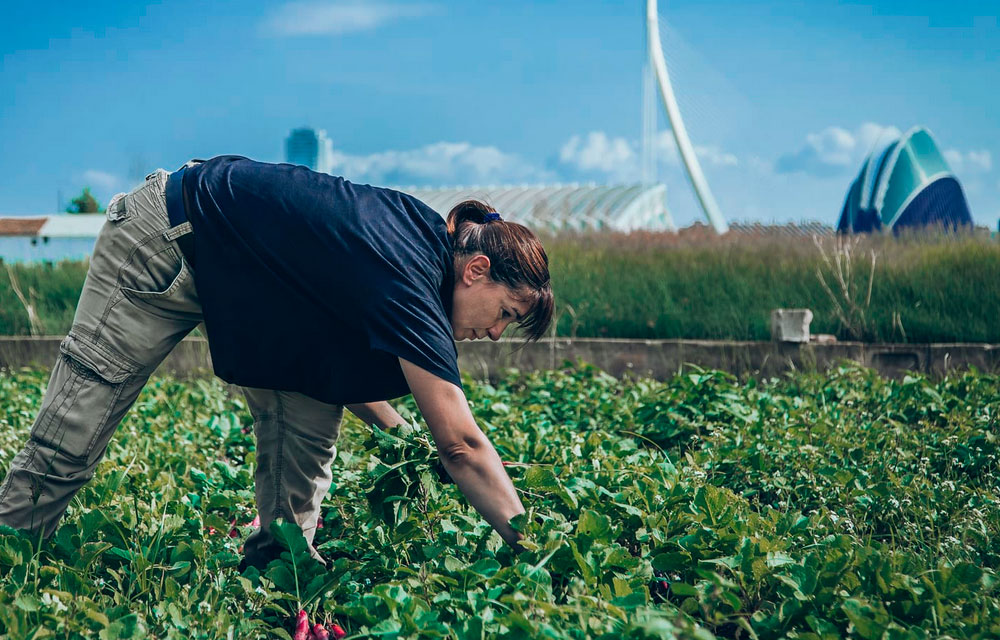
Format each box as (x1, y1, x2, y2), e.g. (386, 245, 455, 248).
(0, 363, 998, 639)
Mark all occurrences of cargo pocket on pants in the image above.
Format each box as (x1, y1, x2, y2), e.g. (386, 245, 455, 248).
(120, 242, 196, 316)
(29, 334, 139, 464)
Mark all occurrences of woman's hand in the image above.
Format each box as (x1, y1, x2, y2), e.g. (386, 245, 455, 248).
(398, 357, 525, 548)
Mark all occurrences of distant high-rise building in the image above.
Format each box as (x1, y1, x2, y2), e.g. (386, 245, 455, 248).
(285, 127, 334, 174)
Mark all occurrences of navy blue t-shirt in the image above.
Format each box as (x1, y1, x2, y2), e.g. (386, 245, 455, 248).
(174, 156, 461, 404)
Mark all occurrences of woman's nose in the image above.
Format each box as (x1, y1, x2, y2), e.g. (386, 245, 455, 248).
(487, 320, 510, 341)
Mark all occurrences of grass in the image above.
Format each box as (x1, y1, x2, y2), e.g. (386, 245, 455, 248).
(2, 230, 999, 342)
(0, 261, 88, 336)
(545, 230, 1000, 342)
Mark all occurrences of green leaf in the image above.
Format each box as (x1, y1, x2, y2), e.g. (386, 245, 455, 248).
(670, 582, 698, 597)
(522, 467, 560, 490)
(14, 594, 40, 611)
(951, 562, 983, 585)
(468, 558, 501, 579)
(842, 598, 889, 640)
(652, 552, 690, 572)
(576, 510, 613, 543)
(266, 564, 297, 593)
(270, 520, 313, 565)
(765, 551, 795, 568)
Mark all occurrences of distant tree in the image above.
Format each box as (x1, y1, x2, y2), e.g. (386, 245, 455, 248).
(66, 187, 102, 214)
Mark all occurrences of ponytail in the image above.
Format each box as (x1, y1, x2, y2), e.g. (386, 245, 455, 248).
(446, 200, 502, 234)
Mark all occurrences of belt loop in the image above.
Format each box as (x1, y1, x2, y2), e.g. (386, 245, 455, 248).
(163, 222, 193, 242)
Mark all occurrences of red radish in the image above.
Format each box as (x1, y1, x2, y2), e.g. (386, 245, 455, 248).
(328, 623, 346, 639)
(251, 514, 261, 528)
(292, 610, 310, 640)
(501, 461, 512, 467)
(311, 623, 330, 640)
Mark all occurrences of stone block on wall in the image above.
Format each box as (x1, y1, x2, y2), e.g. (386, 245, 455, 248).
(770, 309, 813, 343)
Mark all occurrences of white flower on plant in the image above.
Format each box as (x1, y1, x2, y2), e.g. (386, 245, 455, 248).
(41, 592, 69, 613)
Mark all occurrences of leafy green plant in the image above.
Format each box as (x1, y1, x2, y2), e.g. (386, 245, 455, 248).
(0, 363, 997, 638)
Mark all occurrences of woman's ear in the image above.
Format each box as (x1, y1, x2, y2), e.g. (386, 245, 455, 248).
(462, 254, 492, 285)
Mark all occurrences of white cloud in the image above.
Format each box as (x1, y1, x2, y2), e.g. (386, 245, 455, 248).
(558, 132, 637, 181)
(776, 122, 901, 176)
(557, 130, 738, 183)
(854, 122, 901, 155)
(322, 132, 737, 194)
(694, 144, 739, 167)
(80, 169, 121, 192)
(329, 141, 549, 186)
(970, 151, 993, 172)
(808, 127, 854, 166)
(263, 1, 434, 37)
(944, 149, 992, 173)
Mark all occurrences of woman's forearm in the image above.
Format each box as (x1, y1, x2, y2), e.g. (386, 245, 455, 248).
(437, 435, 525, 548)
(398, 357, 526, 550)
(345, 401, 408, 431)
(350, 398, 523, 545)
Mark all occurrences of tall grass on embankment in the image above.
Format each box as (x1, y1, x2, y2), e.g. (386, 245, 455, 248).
(0, 260, 88, 336)
(1, 231, 998, 342)
(546, 230, 1000, 343)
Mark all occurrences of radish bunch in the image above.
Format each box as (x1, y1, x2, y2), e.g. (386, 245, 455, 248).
(291, 610, 346, 640)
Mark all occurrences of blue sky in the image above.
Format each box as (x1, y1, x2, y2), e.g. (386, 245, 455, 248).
(1, 0, 997, 227)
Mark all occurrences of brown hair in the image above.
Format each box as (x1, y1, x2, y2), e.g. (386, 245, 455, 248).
(446, 200, 554, 341)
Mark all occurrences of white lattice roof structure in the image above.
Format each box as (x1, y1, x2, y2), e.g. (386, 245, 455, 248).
(400, 183, 675, 232)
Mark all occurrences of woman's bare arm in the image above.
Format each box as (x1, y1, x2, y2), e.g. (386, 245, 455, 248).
(345, 401, 408, 431)
(398, 357, 525, 549)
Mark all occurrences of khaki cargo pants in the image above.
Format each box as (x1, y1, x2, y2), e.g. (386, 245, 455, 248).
(0, 170, 343, 570)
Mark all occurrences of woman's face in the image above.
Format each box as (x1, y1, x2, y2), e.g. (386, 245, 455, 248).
(451, 255, 532, 341)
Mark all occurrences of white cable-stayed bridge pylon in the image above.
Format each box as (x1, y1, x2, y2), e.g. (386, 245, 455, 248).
(646, 0, 729, 234)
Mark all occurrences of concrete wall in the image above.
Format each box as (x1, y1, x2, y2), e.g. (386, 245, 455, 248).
(459, 338, 999, 380)
(2, 336, 997, 382)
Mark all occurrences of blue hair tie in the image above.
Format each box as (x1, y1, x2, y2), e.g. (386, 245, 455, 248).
(484, 212, 502, 222)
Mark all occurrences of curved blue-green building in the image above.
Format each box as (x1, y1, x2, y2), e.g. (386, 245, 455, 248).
(837, 127, 972, 233)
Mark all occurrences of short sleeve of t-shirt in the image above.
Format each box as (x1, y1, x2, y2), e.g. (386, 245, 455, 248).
(313, 180, 462, 392)
(363, 271, 461, 388)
